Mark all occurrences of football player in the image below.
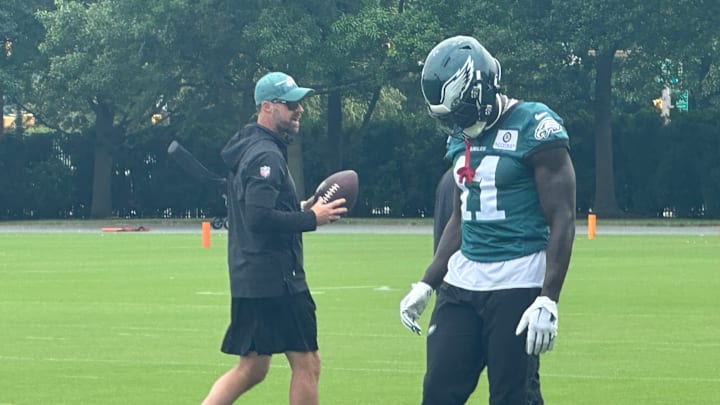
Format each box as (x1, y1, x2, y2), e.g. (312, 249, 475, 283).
(400, 35, 576, 405)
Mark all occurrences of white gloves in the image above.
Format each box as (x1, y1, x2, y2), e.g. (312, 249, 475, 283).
(515, 296, 558, 355)
(400, 281, 433, 335)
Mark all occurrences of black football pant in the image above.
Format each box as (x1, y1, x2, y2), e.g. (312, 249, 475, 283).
(422, 284, 543, 405)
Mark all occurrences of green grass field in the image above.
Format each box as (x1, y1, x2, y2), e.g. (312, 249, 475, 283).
(1, 230, 719, 404)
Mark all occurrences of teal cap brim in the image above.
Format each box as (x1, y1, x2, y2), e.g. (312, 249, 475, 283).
(278, 87, 315, 102)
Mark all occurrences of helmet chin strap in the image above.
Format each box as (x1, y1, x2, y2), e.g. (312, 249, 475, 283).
(456, 137, 475, 184)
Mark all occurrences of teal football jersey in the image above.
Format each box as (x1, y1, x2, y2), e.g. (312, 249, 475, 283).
(446, 101, 569, 262)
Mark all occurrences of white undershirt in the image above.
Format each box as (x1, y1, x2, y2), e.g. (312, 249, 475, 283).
(444, 250, 546, 291)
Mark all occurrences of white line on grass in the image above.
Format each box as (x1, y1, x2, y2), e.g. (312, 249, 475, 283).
(18, 324, 211, 333)
(565, 312, 715, 318)
(195, 285, 395, 296)
(540, 373, 720, 383)
(313, 285, 388, 290)
(15, 326, 720, 348)
(562, 339, 720, 348)
(313, 285, 396, 295)
(116, 332, 160, 338)
(3, 355, 719, 383)
(26, 336, 66, 341)
(316, 367, 720, 383)
(0, 300, 225, 309)
(0, 355, 191, 366)
(60, 375, 101, 380)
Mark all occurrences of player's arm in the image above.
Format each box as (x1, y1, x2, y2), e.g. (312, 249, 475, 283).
(515, 145, 575, 354)
(530, 146, 576, 302)
(421, 185, 462, 288)
(400, 185, 461, 335)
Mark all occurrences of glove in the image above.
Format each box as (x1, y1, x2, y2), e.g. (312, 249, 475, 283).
(400, 281, 433, 335)
(515, 296, 558, 355)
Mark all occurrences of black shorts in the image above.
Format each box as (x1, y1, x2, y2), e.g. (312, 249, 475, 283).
(422, 284, 542, 405)
(220, 290, 318, 356)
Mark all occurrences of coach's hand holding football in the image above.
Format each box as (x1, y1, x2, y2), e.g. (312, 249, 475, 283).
(515, 296, 559, 355)
(309, 197, 347, 225)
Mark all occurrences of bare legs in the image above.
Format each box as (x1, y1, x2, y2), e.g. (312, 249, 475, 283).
(201, 351, 320, 405)
(201, 352, 270, 405)
(286, 351, 321, 405)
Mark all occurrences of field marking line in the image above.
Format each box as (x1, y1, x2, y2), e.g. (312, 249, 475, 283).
(3, 355, 720, 383)
(192, 285, 397, 297)
(15, 324, 212, 333)
(195, 285, 395, 296)
(559, 339, 720, 347)
(0, 355, 191, 367)
(116, 332, 160, 338)
(313, 285, 393, 291)
(564, 312, 716, 318)
(10, 325, 720, 348)
(25, 336, 66, 341)
(539, 372, 720, 383)
(59, 375, 101, 380)
(0, 300, 226, 309)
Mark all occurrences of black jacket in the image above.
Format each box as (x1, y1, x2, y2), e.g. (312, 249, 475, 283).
(221, 124, 317, 297)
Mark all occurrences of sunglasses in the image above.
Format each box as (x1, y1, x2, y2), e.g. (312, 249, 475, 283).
(271, 99, 300, 111)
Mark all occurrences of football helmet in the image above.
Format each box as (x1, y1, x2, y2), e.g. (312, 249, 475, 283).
(421, 36, 501, 137)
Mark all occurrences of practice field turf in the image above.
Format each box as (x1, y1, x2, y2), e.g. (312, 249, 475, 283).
(0, 230, 719, 404)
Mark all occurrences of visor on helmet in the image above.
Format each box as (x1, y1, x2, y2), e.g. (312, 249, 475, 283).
(427, 98, 478, 129)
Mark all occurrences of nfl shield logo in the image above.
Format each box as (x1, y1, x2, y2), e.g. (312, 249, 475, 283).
(259, 166, 271, 178)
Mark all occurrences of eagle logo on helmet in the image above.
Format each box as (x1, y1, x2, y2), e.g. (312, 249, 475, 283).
(437, 55, 474, 113)
(442, 56, 474, 107)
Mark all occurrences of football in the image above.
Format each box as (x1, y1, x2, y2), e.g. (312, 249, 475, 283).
(314, 169, 359, 211)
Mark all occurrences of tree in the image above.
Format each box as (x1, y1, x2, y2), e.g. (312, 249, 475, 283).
(409, 0, 720, 217)
(0, 0, 50, 139)
(35, 0, 204, 217)
(237, 1, 441, 193)
(321, 1, 441, 167)
(535, 0, 717, 216)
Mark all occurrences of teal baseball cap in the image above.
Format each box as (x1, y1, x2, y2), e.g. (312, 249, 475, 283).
(254, 72, 315, 106)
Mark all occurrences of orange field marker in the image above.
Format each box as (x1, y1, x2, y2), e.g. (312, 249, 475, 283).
(202, 221, 211, 248)
(588, 213, 597, 239)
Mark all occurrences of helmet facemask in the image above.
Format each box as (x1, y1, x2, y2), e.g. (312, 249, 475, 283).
(430, 98, 477, 129)
(428, 73, 497, 138)
(460, 61, 502, 138)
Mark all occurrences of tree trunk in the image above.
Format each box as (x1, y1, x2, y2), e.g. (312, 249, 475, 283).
(360, 86, 381, 131)
(14, 102, 23, 136)
(89, 103, 116, 218)
(592, 49, 622, 217)
(327, 87, 343, 172)
(0, 87, 4, 140)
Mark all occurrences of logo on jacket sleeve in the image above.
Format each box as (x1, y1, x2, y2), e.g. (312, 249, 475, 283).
(493, 130, 518, 151)
(260, 166, 271, 178)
